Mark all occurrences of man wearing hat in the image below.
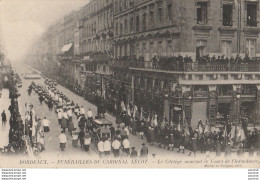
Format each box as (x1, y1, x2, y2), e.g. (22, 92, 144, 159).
(140, 143, 148, 158)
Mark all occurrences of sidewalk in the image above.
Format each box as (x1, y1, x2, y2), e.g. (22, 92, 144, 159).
(0, 89, 10, 148)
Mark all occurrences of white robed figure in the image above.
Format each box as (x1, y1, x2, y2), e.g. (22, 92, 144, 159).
(127, 104, 131, 117)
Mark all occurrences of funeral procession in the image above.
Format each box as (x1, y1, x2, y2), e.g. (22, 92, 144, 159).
(0, 0, 260, 164)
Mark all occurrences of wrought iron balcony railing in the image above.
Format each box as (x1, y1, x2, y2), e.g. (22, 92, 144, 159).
(108, 61, 260, 72)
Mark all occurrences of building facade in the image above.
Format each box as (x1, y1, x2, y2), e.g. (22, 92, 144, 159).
(114, 0, 260, 60)
(27, 0, 260, 129)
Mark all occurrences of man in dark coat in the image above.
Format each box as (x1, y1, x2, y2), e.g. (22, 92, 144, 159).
(61, 118, 67, 132)
(78, 129, 85, 149)
(130, 147, 138, 158)
(1, 110, 7, 125)
(39, 95, 44, 105)
(140, 143, 148, 158)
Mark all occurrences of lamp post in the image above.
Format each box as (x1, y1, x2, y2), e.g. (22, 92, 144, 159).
(236, 94, 241, 122)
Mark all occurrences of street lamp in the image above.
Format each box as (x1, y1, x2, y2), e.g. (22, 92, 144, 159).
(236, 94, 241, 122)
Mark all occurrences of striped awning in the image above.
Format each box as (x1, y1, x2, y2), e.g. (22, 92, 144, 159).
(61, 43, 73, 52)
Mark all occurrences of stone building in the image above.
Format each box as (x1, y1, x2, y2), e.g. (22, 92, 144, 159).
(114, 0, 260, 60)
(27, 0, 260, 128)
(79, 0, 113, 54)
(112, 0, 260, 128)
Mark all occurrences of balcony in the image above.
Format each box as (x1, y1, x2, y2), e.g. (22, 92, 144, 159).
(108, 61, 260, 72)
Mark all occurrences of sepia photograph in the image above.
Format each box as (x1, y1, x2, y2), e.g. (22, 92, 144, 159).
(0, 0, 259, 169)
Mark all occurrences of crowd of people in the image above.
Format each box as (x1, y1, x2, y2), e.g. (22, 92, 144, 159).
(30, 79, 149, 158)
(109, 101, 260, 157)
(112, 54, 260, 72)
(31, 78, 260, 158)
(38, 73, 260, 158)
(1, 71, 27, 155)
(4, 69, 257, 159)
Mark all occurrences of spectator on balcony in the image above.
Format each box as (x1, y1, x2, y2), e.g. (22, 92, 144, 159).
(211, 55, 216, 62)
(235, 54, 243, 63)
(151, 55, 158, 69)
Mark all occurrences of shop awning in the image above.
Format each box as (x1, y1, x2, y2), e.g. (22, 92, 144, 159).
(61, 43, 73, 52)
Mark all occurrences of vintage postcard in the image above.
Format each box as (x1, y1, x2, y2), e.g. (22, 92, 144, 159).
(0, 0, 259, 169)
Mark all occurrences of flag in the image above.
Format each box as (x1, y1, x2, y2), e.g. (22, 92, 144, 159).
(198, 122, 203, 134)
(204, 124, 209, 133)
(223, 125, 227, 138)
(177, 122, 181, 131)
(127, 105, 131, 116)
(121, 101, 126, 111)
(140, 107, 143, 120)
(237, 126, 246, 142)
(229, 125, 236, 140)
(133, 105, 137, 118)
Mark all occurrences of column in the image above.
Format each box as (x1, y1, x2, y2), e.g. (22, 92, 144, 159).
(182, 86, 192, 126)
(208, 85, 217, 126)
(230, 85, 241, 124)
(256, 85, 260, 125)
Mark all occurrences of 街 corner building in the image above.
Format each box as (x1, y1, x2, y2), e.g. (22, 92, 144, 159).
(26, 0, 260, 130)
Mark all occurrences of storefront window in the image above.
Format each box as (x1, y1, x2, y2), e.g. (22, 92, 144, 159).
(218, 85, 232, 96)
(193, 85, 208, 97)
(241, 85, 257, 96)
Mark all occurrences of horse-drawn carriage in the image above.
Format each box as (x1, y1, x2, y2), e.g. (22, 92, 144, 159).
(90, 117, 113, 147)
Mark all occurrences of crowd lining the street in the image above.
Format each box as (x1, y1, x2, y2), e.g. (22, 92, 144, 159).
(1, 71, 28, 155)
(28, 77, 260, 158)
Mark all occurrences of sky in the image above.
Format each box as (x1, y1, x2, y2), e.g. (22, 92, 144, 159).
(0, 0, 89, 62)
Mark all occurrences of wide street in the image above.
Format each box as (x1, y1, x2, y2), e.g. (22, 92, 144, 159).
(11, 63, 217, 159)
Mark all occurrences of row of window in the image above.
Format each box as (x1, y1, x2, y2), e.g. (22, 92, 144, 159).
(80, 40, 112, 53)
(82, 0, 112, 18)
(197, 39, 256, 58)
(115, 40, 173, 57)
(115, 3, 173, 36)
(198, 2, 258, 27)
(114, 39, 257, 58)
(114, 0, 135, 14)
